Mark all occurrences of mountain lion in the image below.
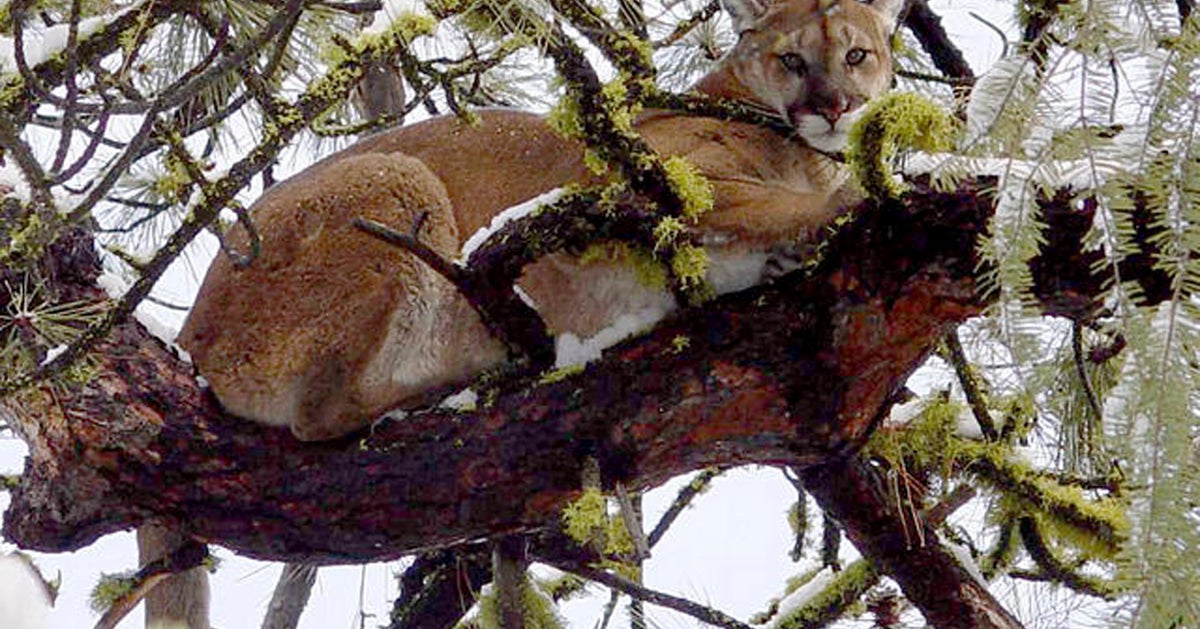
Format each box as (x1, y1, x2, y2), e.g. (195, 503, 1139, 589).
(178, 0, 904, 441)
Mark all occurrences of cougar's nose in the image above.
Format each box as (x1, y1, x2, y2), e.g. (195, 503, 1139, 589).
(813, 94, 851, 127)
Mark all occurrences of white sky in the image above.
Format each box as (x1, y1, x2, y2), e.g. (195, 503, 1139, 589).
(0, 0, 1028, 627)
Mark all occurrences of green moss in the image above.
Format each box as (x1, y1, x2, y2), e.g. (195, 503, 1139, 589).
(982, 453, 1128, 558)
(652, 216, 685, 250)
(670, 244, 710, 296)
(89, 570, 137, 613)
(547, 94, 583, 139)
(152, 155, 191, 203)
(865, 396, 963, 473)
(603, 513, 636, 557)
(845, 92, 959, 200)
(561, 487, 607, 546)
(0, 74, 25, 107)
(776, 562, 875, 628)
(662, 156, 713, 221)
(4, 213, 46, 261)
(352, 11, 437, 53)
(600, 79, 638, 133)
(866, 394, 1126, 560)
(538, 364, 583, 384)
(459, 573, 567, 629)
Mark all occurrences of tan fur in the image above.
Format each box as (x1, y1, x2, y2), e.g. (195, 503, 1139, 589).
(179, 0, 903, 441)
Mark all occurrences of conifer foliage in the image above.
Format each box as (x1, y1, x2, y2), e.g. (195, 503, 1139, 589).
(0, 0, 1197, 627)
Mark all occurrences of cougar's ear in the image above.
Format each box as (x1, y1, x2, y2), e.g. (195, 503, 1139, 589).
(721, 0, 771, 34)
(860, 0, 906, 28)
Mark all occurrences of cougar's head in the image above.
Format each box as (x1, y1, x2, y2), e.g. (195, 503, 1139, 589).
(719, 0, 904, 152)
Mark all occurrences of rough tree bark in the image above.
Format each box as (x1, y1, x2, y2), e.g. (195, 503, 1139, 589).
(1, 178, 1166, 626)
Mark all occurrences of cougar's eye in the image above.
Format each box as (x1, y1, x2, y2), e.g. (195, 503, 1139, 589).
(845, 48, 868, 65)
(779, 53, 806, 74)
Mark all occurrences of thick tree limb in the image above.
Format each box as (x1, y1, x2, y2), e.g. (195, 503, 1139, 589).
(902, 0, 976, 86)
(1, 178, 1172, 626)
(4, 181, 989, 560)
(261, 563, 318, 629)
(801, 458, 1025, 629)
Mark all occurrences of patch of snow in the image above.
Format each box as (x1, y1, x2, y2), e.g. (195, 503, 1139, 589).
(0, 160, 31, 202)
(954, 406, 987, 440)
(95, 271, 130, 300)
(0, 14, 117, 74)
(458, 189, 563, 263)
(940, 532, 987, 586)
(39, 345, 66, 367)
(438, 387, 478, 411)
(362, 0, 433, 35)
(134, 307, 180, 345)
(706, 249, 769, 296)
(886, 396, 925, 426)
(97, 271, 183, 347)
(554, 304, 672, 369)
(512, 284, 536, 309)
(0, 553, 53, 629)
(761, 568, 836, 628)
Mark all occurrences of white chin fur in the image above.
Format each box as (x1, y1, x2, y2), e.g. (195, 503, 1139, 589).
(794, 108, 863, 152)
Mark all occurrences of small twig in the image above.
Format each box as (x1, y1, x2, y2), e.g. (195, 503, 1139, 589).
(1016, 517, 1117, 600)
(352, 216, 466, 292)
(969, 11, 1011, 59)
(783, 467, 808, 561)
(647, 468, 722, 548)
(545, 559, 755, 629)
(0, 112, 55, 215)
(654, 0, 721, 49)
(93, 540, 208, 629)
(50, 0, 84, 175)
(614, 483, 651, 561)
(944, 328, 999, 441)
(821, 511, 842, 569)
(896, 68, 976, 86)
(597, 588, 620, 629)
(926, 484, 977, 524)
(1071, 320, 1105, 428)
(261, 563, 318, 629)
(492, 536, 528, 629)
(49, 108, 114, 186)
(353, 216, 554, 366)
(10, 1, 66, 108)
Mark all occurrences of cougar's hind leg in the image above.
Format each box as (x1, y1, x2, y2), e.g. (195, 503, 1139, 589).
(286, 151, 463, 441)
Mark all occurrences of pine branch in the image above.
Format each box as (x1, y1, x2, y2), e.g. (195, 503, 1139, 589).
(545, 559, 755, 629)
(944, 328, 999, 441)
(646, 468, 722, 548)
(261, 563, 318, 629)
(1016, 517, 1118, 600)
(93, 536, 209, 629)
(800, 457, 1025, 629)
(0, 6, 425, 397)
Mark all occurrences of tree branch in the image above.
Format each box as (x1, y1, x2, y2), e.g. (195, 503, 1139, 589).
(0, 176, 1176, 626)
(800, 457, 1025, 629)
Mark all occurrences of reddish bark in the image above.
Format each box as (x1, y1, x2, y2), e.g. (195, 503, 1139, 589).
(3, 177, 1166, 627)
